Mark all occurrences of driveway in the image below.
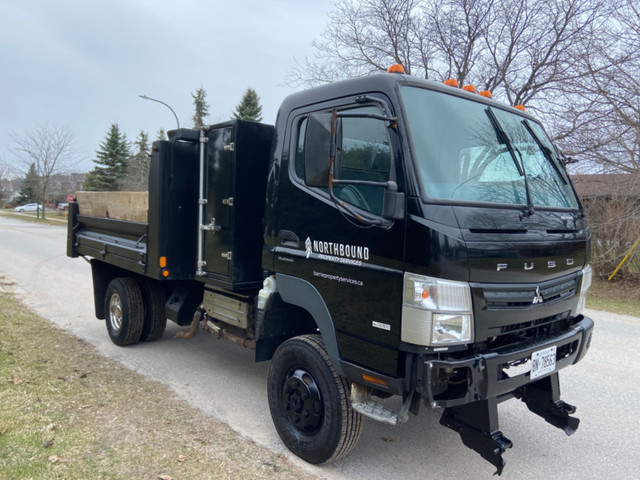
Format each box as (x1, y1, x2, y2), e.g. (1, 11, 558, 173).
(0, 215, 638, 479)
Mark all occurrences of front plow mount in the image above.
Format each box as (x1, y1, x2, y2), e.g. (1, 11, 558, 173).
(440, 373, 580, 475)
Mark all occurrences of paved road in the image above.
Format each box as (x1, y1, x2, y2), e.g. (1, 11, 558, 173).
(1, 214, 638, 479)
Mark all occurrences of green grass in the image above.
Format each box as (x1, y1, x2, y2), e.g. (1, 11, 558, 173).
(0, 291, 312, 480)
(0, 208, 68, 226)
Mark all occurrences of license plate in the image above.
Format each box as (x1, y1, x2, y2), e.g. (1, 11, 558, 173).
(530, 346, 556, 380)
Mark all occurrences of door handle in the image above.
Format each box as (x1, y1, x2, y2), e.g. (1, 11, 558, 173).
(278, 230, 300, 248)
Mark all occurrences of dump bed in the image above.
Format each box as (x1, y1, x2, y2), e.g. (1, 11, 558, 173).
(67, 120, 274, 288)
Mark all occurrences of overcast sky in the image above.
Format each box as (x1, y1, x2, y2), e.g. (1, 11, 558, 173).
(0, 0, 332, 173)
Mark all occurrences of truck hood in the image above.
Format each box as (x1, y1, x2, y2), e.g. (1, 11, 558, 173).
(452, 206, 589, 283)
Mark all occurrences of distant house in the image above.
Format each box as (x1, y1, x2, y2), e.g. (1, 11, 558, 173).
(571, 173, 640, 201)
(1, 172, 86, 206)
(571, 173, 640, 219)
(1, 178, 22, 204)
(46, 173, 86, 203)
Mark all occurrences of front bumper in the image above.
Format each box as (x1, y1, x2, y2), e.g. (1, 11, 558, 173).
(420, 315, 594, 408)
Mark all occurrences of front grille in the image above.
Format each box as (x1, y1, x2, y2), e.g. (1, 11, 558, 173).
(471, 272, 581, 348)
(483, 276, 577, 310)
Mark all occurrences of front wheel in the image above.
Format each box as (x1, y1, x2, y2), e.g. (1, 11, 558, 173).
(105, 277, 144, 346)
(267, 334, 362, 464)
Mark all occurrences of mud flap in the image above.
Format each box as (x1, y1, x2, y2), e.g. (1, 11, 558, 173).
(440, 398, 512, 476)
(518, 373, 580, 435)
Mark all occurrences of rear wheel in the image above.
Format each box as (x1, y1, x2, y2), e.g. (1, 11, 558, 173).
(105, 277, 144, 346)
(138, 279, 167, 342)
(267, 334, 362, 464)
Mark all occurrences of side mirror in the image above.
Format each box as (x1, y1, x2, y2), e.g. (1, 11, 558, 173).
(304, 112, 333, 187)
(381, 181, 405, 220)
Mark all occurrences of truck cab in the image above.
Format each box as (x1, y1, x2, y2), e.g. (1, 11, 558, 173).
(262, 72, 593, 472)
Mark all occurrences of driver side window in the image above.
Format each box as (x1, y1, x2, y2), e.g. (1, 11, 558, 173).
(295, 106, 392, 216)
(336, 110, 392, 214)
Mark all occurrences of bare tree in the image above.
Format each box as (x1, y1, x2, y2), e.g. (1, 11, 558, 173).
(290, 0, 610, 90)
(0, 159, 11, 206)
(10, 124, 76, 218)
(287, 0, 431, 86)
(429, 0, 494, 86)
(559, 0, 640, 173)
(289, 0, 632, 171)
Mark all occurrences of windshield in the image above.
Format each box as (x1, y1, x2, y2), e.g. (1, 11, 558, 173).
(400, 86, 579, 209)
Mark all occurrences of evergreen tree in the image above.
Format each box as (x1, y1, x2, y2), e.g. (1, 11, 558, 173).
(232, 87, 263, 122)
(191, 87, 210, 128)
(84, 124, 130, 191)
(118, 131, 150, 191)
(134, 131, 150, 157)
(156, 128, 166, 141)
(16, 162, 39, 204)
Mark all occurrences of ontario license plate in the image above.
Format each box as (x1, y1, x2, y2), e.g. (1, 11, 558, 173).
(530, 346, 556, 380)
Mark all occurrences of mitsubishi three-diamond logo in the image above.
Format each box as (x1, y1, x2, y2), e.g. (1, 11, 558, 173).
(532, 285, 544, 304)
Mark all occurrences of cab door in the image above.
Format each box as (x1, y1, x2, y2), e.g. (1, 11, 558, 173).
(273, 100, 406, 377)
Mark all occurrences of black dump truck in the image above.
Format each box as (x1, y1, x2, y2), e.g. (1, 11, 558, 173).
(67, 67, 593, 474)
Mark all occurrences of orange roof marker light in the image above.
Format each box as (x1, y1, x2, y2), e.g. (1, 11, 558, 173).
(386, 64, 405, 74)
(443, 78, 459, 87)
(514, 105, 526, 111)
(479, 90, 492, 98)
(462, 84, 477, 93)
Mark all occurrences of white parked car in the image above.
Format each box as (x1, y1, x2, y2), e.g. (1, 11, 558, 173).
(14, 203, 41, 212)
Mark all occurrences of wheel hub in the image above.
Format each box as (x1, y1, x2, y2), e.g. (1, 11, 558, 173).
(108, 293, 123, 332)
(283, 369, 323, 433)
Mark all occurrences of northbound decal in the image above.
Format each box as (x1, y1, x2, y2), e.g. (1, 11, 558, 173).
(305, 237, 370, 263)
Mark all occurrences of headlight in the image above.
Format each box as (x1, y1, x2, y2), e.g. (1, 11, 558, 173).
(576, 265, 592, 315)
(401, 273, 473, 346)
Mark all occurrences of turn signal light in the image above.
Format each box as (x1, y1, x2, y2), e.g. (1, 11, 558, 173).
(386, 64, 405, 74)
(362, 373, 388, 387)
(159, 256, 167, 268)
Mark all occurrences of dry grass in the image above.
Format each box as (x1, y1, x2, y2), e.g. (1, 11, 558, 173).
(587, 275, 640, 316)
(0, 291, 316, 480)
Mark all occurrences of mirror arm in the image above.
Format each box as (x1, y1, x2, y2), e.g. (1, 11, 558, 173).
(354, 95, 397, 128)
(337, 111, 398, 128)
(332, 179, 397, 189)
(355, 94, 391, 115)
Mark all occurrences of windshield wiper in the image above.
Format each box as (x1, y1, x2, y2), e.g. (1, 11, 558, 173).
(522, 120, 567, 185)
(485, 108, 534, 218)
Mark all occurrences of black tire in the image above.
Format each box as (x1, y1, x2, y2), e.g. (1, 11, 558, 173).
(138, 279, 167, 342)
(267, 334, 362, 464)
(104, 277, 145, 346)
